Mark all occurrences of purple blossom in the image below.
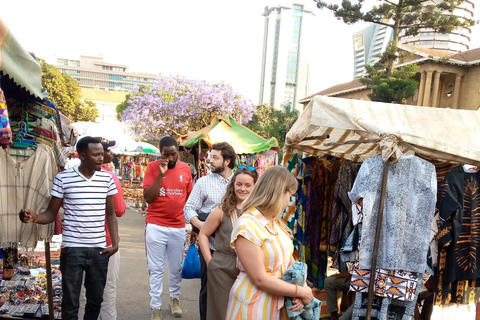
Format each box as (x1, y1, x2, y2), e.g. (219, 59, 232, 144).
(121, 76, 255, 140)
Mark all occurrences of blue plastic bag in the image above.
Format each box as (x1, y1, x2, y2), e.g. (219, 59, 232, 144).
(181, 244, 201, 279)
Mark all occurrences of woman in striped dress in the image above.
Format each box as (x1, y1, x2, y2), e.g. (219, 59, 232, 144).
(225, 166, 313, 320)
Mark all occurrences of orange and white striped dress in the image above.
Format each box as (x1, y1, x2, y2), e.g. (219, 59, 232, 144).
(225, 207, 293, 320)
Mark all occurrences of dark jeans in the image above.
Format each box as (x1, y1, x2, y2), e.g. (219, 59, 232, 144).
(198, 248, 214, 320)
(60, 247, 110, 320)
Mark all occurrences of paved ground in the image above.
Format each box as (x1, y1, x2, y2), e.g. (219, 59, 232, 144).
(116, 208, 200, 320)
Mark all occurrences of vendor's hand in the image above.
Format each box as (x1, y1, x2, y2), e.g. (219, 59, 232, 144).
(100, 245, 118, 257)
(333, 271, 351, 279)
(19, 209, 37, 223)
(190, 232, 198, 244)
(158, 159, 168, 175)
(298, 285, 313, 306)
(289, 297, 305, 312)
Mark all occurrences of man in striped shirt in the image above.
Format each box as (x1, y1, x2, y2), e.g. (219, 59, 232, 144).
(20, 136, 119, 320)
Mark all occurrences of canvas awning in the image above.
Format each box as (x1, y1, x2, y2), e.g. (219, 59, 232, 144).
(178, 115, 278, 154)
(285, 96, 480, 166)
(0, 18, 47, 99)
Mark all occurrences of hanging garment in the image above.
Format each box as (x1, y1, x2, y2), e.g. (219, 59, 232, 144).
(330, 161, 361, 271)
(0, 144, 56, 248)
(435, 166, 480, 305)
(350, 259, 420, 301)
(351, 276, 422, 320)
(349, 155, 437, 273)
(0, 88, 12, 146)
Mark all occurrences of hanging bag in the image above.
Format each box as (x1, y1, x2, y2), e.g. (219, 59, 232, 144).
(181, 244, 201, 279)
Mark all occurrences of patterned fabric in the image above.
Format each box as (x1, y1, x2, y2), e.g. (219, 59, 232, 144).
(349, 155, 437, 273)
(226, 207, 293, 320)
(435, 166, 480, 305)
(351, 276, 422, 320)
(0, 144, 56, 248)
(330, 161, 361, 271)
(350, 260, 420, 301)
(0, 88, 12, 146)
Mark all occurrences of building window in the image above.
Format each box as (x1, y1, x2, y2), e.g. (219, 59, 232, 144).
(293, 4, 303, 14)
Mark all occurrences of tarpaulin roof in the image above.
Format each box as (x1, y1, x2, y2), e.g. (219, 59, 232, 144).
(285, 96, 480, 166)
(178, 115, 278, 154)
(0, 18, 47, 99)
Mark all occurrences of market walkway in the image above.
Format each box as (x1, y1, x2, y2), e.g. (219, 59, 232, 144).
(116, 208, 200, 320)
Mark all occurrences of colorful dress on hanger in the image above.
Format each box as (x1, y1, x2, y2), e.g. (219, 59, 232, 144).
(0, 88, 12, 146)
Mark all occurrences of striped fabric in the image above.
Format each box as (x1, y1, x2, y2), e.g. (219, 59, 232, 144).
(226, 208, 293, 320)
(285, 96, 480, 166)
(51, 167, 117, 248)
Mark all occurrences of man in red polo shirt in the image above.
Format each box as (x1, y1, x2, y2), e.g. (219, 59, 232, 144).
(143, 137, 193, 320)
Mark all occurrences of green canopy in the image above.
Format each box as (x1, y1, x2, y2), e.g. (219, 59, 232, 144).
(179, 115, 278, 154)
(0, 18, 47, 99)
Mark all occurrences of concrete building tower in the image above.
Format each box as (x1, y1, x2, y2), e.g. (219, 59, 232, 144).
(353, 24, 393, 78)
(398, 0, 475, 53)
(259, 1, 316, 110)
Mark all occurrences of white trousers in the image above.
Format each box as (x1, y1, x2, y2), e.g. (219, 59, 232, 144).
(145, 223, 185, 310)
(78, 249, 120, 320)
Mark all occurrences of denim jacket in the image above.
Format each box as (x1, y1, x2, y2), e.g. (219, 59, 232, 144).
(282, 261, 321, 320)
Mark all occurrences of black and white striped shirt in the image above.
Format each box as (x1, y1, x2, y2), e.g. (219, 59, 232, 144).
(51, 167, 117, 248)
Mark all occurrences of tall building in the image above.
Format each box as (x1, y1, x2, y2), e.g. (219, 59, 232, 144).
(353, 0, 475, 78)
(55, 54, 158, 91)
(259, 1, 316, 110)
(399, 0, 475, 53)
(353, 24, 393, 78)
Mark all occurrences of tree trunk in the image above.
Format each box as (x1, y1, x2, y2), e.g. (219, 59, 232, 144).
(386, 0, 403, 77)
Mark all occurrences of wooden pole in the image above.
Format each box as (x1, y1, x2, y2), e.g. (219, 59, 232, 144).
(45, 240, 54, 320)
(365, 158, 391, 320)
(197, 140, 201, 174)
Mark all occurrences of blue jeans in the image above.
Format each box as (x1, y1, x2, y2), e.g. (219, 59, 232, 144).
(60, 247, 110, 320)
(283, 261, 322, 320)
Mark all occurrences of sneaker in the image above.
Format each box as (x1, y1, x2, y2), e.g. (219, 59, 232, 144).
(151, 309, 161, 320)
(169, 298, 182, 318)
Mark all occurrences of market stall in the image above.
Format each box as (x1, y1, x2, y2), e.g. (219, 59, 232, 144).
(178, 114, 279, 176)
(0, 18, 68, 319)
(283, 95, 480, 319)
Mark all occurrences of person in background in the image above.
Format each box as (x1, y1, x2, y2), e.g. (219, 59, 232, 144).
(324, 272, 352, 320)
(183, 142, 236, 320)
(144, 137, 193, 320)
(65, 152, 81, 169)
(225, 166, 313, 319)
(19, 136, 119, 320)
(78, 138, 126, 320)
(112, 154, 120, 176)
(198, 167, 258, 320)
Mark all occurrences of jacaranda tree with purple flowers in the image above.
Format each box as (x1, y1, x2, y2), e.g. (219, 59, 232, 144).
(121, 76, 255, 140)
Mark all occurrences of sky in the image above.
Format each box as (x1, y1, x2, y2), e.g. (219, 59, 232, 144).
(2, 0, 480, 105)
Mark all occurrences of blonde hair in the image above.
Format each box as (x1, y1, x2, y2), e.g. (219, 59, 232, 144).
(241, 166, 297, 238)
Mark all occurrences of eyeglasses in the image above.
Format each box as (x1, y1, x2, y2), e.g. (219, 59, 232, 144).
(238, 165, 256, 171)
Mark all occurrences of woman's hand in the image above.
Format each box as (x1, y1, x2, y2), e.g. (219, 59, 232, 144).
(289, 297, 304, 312)
(298, 284, 313, 306)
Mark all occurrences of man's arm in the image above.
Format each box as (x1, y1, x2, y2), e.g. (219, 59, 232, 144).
(144, 160, 168, 204)
(184, 181, 204, 229)
(19, 196, 63, 224)
(101, 195, 118, 256)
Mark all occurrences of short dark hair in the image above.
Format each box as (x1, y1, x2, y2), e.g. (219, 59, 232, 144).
(212, 142, 236, 169)
(76, 136, 101, 154)
(160, 136, 179, 151)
